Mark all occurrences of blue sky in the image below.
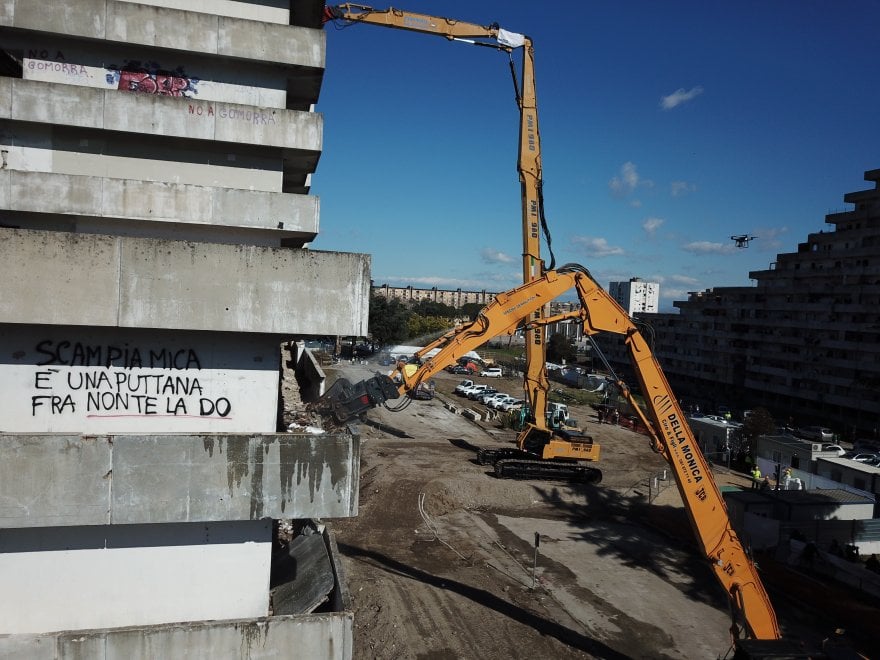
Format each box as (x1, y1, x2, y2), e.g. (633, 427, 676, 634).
(311, 1, 880, 311)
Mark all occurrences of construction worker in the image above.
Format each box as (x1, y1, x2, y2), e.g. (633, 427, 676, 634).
(751, 465, 762, 490)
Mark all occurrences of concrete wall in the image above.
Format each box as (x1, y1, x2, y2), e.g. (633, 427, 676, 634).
(0, 171, 318, 244)
(0, 325, 282, 433)
(0, 120, 290, 193)
(0, 78, 322, 153)
(1, 1, 324, 69)
(0, 520, 272, 635)
(0, 432, 360, 528)
(0, 230, 371, 336)
(0, 612, 353, 659)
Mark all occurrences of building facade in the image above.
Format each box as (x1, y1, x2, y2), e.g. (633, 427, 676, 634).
(602, 168, 880, 439)
(609, 277, 660, 314)
(373, 282, 496, 308)
(0, 1, 360, 656)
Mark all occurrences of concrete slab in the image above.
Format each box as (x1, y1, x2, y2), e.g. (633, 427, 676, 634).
(0, 229, 370, 335)
(0, 171, 319, 241)
(0, 432, 360, 528)
(272, 533, 335, 615)
(0, 613, 353, 660)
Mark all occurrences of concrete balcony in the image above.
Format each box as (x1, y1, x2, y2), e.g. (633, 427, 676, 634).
(1, 0, 326, 69)
(0, 170, 319, 246)
(0, 78, 322, 155)
(0, 229, 370, 335)
(0, 432, 359, 528)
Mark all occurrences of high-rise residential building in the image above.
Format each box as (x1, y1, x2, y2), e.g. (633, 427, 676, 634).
(609, 277, 660, 315)
(0, 2, 360, 656)
(603, 168, 880, 439)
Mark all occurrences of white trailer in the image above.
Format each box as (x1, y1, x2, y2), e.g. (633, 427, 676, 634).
(688, 415, 743, 461)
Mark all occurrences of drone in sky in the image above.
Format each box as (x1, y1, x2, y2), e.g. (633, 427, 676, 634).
(730, 234, 757, 249)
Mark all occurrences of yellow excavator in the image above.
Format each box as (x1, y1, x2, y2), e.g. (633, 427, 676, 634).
(311, 264, 792, 649)
(317, 6, 825, 656)
(321, 4, 600, 478)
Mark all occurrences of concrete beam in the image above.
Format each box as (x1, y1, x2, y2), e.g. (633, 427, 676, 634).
(0, 171, 319, 242)
(0, 613, 353, 660)
(0, 432, 360, 528)
(0, 78, 322, 154)
(0, 229, 370, 335)
(3, 0, 325, 69)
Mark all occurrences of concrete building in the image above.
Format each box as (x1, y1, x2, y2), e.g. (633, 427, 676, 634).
(609, 277, 659, 314)
(373, 282, 496, 308)
(600, 168, 880, 438)
(0, 1, 361, 656)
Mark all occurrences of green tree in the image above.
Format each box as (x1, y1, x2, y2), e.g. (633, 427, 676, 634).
(406, 314, 452, 342)
(547, 332, 576, 363)
(368, 294, 410, 347)
(412, 299, 456, 318)
(459, 302, 484, 321)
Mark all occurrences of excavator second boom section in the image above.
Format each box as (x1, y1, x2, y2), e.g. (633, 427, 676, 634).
(324, 3, 552, 431)
(311, 265, 781, 643)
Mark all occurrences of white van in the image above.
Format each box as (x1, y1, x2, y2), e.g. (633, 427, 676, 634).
(480, 367, 503, 378)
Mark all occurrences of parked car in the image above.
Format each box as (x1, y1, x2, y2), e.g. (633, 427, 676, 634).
(821, 444, 846, 457)
(454, 379, 474, 395)
(480, 367, 503, 378)
(470, 386, 496, 401)
(797, 426, 834, 442)
(462, 384, 489, 399)
(488, 394, 516, 409)
(498, 398, 525, 412)
(845, 452, 879, 463)
(476, 389, 501, 403)
(446, 365, 472, 375)
(482, 392, 509, 407)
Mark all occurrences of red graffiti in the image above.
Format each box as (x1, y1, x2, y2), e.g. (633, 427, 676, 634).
(118, 69, 191, 97)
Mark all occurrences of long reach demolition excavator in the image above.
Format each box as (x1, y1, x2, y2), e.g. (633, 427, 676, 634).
(320, 3, 600, 477)
(314, 5, 825, 657)
(311, 265, 794, 653)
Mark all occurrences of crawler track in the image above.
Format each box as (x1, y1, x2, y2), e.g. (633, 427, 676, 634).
(494, 458, 602, 483)
(478, 448, 602, 483)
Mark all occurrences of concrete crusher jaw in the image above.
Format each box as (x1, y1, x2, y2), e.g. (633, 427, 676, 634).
(308, 374, 401, 429)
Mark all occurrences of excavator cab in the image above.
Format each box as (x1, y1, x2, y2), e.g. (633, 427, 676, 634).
(518, 424, 599, 462)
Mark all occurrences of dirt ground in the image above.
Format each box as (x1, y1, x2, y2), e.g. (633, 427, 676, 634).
(323, 361, 856, 659)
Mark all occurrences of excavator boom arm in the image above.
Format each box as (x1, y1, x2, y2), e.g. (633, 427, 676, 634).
(324, 3, 551, 433)
(325, 4, 502, 41)
(570, 273, 781, 641)
(312, 265, 781, 641)
(310, 269, 580, 425)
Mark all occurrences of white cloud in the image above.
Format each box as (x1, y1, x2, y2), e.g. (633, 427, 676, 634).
(681, 240, 733, 255)
(660, 273, 700, 287)
(608, 161, 653, 200)
(480, 247, 514, 264)
(609, 162, 639, 196)
(670, 180, 697, 197)
(570, 236, 625, 258)
(643, 217, 665, 235)
(750, 226, 789, 250)
(660, 86, 704, 110)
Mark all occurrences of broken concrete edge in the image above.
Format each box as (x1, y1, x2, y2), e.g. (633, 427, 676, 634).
(0, 611, 355, 659)
(323, 523, 351, 612)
